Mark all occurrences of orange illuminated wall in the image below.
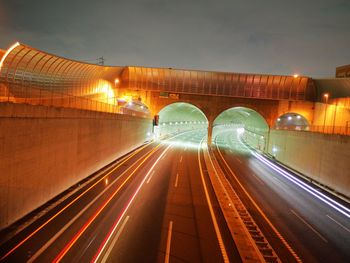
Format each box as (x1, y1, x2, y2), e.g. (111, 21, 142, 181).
(0, 43, 124, 103)
(123, 66, 316, 101)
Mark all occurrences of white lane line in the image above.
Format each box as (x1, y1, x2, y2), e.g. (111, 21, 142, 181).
(291, 210, 328, 243)
(198, 139, 230, 263)
(235, 157, 242, 164)
(27, 165, 135, 263)
(101, 216, 130, 263)
(164, 221, 173, 263)
(326, 215, 350, 233)
(174, 173, 179, 188)
(93, 145, 172, 263)
(146, 170, 156, 184)
(179, 156, 183, 163)
(161, 153, 167, 160)
(215, 136, 301, 262)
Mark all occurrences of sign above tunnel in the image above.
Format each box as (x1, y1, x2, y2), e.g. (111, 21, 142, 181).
(159, 92, 179, 100)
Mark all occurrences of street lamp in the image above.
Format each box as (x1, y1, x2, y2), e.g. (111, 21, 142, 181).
(323, 93, 329, 133)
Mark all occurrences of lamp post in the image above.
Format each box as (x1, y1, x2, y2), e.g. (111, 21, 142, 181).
(323, 93, 329, 133)
(332, 100, 338, 134)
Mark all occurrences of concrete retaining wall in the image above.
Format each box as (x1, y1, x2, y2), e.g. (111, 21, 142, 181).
(267, 130, 350, 199)
(0, 103, 152, 230)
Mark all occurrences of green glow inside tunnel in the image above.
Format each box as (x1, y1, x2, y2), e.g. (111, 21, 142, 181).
(156, 102, 208, 137)
(213, 107, 269, 151)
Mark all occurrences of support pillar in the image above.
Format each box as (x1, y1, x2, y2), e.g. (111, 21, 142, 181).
(207, 121, 213, 146)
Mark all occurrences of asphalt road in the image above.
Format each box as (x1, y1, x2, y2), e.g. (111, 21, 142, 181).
(214, 128, 350, 263)
(0, 130, 238, 263)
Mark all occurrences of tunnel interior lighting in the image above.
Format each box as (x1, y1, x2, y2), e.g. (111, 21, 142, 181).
(297, 115, 301, 119)
(277, 118, 281, 122)
(237, 128, 245, 134)
(293, 74, 299, 78)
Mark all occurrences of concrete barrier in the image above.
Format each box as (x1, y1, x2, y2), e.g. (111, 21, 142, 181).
(0, 103, 152, 230)
(266, 130, 350, 199)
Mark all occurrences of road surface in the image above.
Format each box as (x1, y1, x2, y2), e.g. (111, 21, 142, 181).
(0, 130, 238, 263)
(214, 128, 350, 263)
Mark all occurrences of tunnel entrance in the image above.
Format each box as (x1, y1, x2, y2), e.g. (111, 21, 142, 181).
(156, 102, 208, 138)
(212, 107, 269, 151)
(274, 112, 309, 131)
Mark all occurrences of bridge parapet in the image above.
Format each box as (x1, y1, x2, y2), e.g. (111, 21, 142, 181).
(122, 66, 316, 102)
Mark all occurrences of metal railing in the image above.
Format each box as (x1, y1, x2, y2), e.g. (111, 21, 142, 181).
(274, 124, 350, 136)
(0, 84, 150, 118)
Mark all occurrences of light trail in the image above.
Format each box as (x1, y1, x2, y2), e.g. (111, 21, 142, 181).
(224, 129, 350, 219)
(0, 143, 151, 261)
(27, 147, 157, 263)
(92, 144, 172, 263)
(214, 134, 302, 262)
(250, 150, 350, 218)
(53, 145, 162, 262)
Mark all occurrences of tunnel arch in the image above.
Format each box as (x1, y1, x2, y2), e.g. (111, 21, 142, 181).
(212, 106, 269, 150)
(212, 103, 271, 127)
(274, 112, 310, 131)
(155, 102, 208, 137)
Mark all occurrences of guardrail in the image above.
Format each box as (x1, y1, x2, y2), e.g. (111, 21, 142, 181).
(274, 124, 350, 136)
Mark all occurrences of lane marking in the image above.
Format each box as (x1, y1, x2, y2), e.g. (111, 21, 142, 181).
(146, 170, 156, 184)
(92, 145, 172, 263)
(174, 173, 179, 188)
(101, 216, 129, 263)
(215, 137, 302, 262)
(164, 221, 173, 263)
(291, 210, 328, 243)
(235, 157, 242, 164)
(0, 143, 151, 261)
(198, 139, 230, 263)
(27, 165, 136, 263)
(53, 145, 163, 262)
(326, 214, 350, 233)
(161, 153, 167, 160)
(179, 156, 182, 163)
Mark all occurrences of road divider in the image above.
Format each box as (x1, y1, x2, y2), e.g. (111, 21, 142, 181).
(197, 138, 230, 263)
(214, 135, 302, 262)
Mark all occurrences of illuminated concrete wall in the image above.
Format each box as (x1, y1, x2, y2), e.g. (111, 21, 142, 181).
(0, 103, 152, 230)
(267, 130, 350, 199)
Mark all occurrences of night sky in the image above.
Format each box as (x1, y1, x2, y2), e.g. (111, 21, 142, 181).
(1, 0, 349, 77)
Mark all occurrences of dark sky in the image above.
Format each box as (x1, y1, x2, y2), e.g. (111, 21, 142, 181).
(1, 0, 349, 77)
